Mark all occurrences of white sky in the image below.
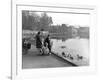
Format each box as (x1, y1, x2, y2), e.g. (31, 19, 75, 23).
(35, 12, 90, 27)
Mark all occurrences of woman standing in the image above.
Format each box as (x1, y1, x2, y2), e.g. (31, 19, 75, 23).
(35, 31, 42, 53)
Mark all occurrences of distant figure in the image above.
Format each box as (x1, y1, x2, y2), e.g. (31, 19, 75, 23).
(44, 34, 52, 53)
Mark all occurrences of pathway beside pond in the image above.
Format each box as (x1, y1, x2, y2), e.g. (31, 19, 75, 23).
(22, 45, 74, 69)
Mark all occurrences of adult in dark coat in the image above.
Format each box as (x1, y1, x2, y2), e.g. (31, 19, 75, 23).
(35, 31, 42, 49)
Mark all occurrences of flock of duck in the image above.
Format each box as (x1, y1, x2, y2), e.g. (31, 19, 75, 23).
(58, 46, 84, 61)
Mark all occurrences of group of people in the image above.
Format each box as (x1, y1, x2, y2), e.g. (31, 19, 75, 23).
(35, 29, 52, 55)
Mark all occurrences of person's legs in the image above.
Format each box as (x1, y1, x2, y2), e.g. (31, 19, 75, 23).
(48, 46, 51, 54)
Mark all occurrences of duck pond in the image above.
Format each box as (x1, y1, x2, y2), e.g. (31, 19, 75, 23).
(51, 37, 89, 66)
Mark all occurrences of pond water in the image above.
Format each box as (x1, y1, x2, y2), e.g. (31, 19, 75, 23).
(51, 37, 89, 65)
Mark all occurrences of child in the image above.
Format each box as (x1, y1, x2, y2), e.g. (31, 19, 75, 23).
(42, 42, 49, 55)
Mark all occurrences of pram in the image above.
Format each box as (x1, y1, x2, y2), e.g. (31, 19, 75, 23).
(22, 38, 31, 55)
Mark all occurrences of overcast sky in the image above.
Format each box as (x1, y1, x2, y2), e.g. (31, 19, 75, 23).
(35, 12, 90, 27)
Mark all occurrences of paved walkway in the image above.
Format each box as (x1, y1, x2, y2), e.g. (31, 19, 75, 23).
(22, 45, 74, 69)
